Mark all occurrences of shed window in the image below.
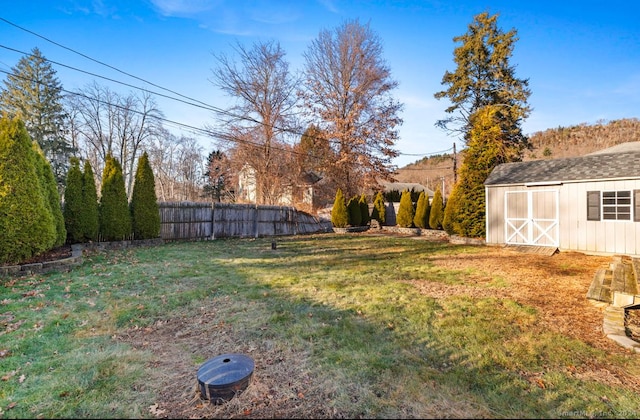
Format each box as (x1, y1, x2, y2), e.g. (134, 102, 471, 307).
(602, 191, 631, 220)
(635, 190, 640, 222)
(587, 191, 600, 221)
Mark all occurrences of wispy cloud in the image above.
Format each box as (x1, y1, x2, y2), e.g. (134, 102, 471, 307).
(148, 0, 307, 37)
(149, 0, 219, 16)
(61, 0, 120, 18)
(317, 0, 339, 14)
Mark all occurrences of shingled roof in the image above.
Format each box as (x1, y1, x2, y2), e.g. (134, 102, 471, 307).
(485, 145, 640, 186)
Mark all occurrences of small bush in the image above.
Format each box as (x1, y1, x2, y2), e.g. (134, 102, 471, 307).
(396, 190, 415, 228)
(331, 188, 348, 228)
(429, 187, 444, 230)
(81, 160, 99, 242)
(99, 153, 131, 241)
(442, 186, 460, 235)
(371, 191, 386, 225)
(413, 191, 429, 229)
(130, 152, 160, 239)
(33, 144, 66, 246)
(64, 157, 84, 243)
(358, 194, 370, 226)
(347, 196, 362, 227)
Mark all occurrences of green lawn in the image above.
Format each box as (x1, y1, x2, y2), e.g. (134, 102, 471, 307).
(1, 235, 638, 418)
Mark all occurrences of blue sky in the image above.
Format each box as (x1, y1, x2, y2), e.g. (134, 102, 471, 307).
(1, 0, 639, 168)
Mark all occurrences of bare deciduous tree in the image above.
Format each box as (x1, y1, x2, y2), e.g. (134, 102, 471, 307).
(66, 82, 163, 197)
(210, 40, 300, 205)
(145, 129, 205, 201)
(300, 19, 403, 198)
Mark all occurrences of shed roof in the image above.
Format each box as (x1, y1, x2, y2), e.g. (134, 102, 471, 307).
(485, 144, 640, 186)
(379, 181, 434, 196)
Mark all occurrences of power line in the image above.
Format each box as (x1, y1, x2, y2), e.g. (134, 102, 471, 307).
(0, 68, 278, 155)
(0, 17, 453, 160)
(0, 17, 217, 112)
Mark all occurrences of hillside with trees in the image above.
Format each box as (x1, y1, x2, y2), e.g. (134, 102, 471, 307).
(394, 117, 640, 196)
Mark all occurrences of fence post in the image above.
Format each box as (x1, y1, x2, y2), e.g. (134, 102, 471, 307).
(211, 201, 215, 240)
(254, 203, 259, 238)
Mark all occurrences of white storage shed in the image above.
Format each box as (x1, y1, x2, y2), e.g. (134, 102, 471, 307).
(484, 143, 640, 256)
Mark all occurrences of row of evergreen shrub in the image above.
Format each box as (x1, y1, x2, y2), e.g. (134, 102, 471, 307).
(330, 187, 445, 230)
(64, 151, 160, 244)
(395, 189, 444, 229)
(0, 115, 160, 265)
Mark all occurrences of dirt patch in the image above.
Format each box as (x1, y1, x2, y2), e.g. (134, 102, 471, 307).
(116, 244, 639, 419)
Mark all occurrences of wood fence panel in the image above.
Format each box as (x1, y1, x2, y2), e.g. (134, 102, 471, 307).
(159, 202, 331, 240)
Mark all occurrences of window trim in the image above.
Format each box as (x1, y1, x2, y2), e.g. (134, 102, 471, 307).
(588, 190, 637, 222)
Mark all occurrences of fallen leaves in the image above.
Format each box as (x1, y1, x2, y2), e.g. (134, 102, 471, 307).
(149, 403, 167, 417)
(1, 369, 18, 381)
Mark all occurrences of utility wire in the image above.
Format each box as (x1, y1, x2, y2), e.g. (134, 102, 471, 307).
(0, 17, 453, 160)
(0, 17, 217, 111)
(0, 68, 291, 156)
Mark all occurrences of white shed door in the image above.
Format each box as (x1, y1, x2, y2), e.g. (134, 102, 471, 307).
(505, 190, 559, 246)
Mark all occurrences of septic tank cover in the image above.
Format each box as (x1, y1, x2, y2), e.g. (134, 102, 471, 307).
(197, 353, 255, 404)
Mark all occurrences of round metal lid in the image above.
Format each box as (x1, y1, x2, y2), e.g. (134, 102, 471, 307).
(197, 353, 255, 403)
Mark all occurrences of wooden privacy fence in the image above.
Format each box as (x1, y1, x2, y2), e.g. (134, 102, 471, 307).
(158, 201, 332, 240)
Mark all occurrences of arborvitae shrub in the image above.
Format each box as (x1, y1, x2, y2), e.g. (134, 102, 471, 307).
(99, 153, 131, 241)
(384, 190, 401, 203)
(413, 191, 429, 228)
(33, 144, 66, 246)
(358, 194, 370, 226)
(442, 184, 462, 235)
(331, 188, 348, 228)
(0, 116, 56, 264)
(81, 161, 99, 242)
(347, 196, 362, 227)
(396, 190, 415, 227)
(63, 157, 84, 243)
(371, 191, 386, 225)
(429, 186, 444, 230)
(130, 152, 160, 239)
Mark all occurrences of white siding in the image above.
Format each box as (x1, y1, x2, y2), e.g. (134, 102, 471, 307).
(486, 179, 640, 256)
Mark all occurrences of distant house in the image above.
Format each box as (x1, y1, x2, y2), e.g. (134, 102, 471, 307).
(377, 181, 434, 226)
(484, 142, 640, 256)
(378, 181, 434, 200)
(237, 164, 257, 203)
(237, 164, 323, 209)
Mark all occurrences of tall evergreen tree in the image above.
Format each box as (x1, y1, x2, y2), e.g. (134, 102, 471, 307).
(202, 150, 231, 203)
(99, 153, 131, 241)
(130, 152, 160, 240)
(63, 157, 84, 243)
(396, 190, 415, 228)
(81, 160, 99, 242)
(444, 106, 512, 238)
(0, 116, 56, 264)
(33, 142, 66, 246)
(0, 47, 74, 190)
(435, 12, 531, 159)
(429, 187, 444, 230)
